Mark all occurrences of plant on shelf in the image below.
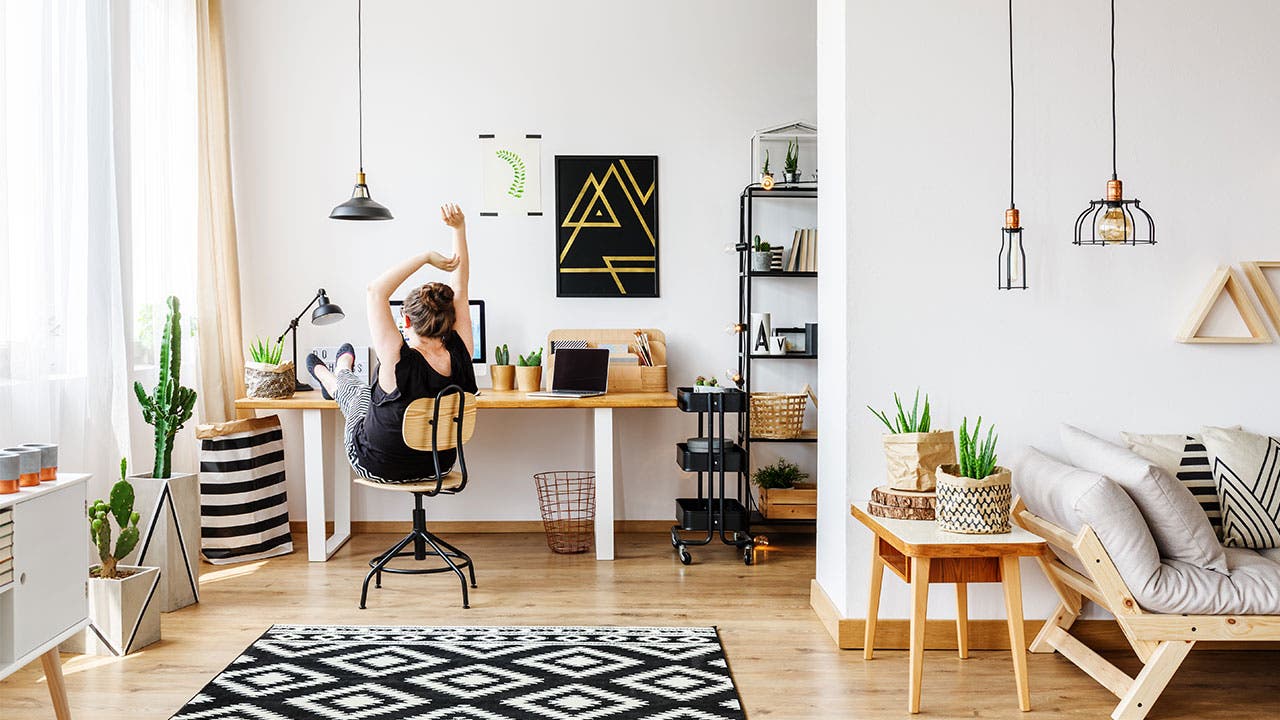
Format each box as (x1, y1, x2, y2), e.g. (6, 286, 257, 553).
(783, 138, 800, 183)
(248, 337, 284, 365)
(490, 343, 515, 391)
(515, 346, 544, 392)
(936, 416, 1012, 534)
(494, 344, 510, 366)
(693, 375, 724, 392)
(90, 458, 141, 580)
(751, 235, 773, 272)
(133, 296, 197, 479)
(867, 388, 956, 492)
(760, 149, 774, 189)
(752, 458, 808, 489)
(244, 336, 293, 399)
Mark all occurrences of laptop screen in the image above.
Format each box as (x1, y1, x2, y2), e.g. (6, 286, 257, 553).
(551, 348, 610, 392)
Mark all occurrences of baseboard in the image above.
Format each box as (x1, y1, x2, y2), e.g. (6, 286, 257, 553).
(291, 520, 814, 535)
(808, 579, 1280, 652)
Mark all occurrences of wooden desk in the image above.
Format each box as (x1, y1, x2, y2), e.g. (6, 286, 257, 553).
(236, 390, 677, 562)
(851, 502, 1047, 714)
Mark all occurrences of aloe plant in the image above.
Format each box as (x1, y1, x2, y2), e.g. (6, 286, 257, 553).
(517, 347, 543, 367)
(761, 149, 771, 174)
(494, 344, 510, 366)
(957, 416, 999, 480)
(867, 389, 932, 434)
(784, 138, 799, 174)
(89, 458, 142, 579)
(248, 337, 284, 365)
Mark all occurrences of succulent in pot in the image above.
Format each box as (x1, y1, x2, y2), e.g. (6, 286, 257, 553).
(245, 336, 294, 399)
(783, 138, 801, 183)
(760, 149, 775, 190)
(515, 346, 544, 392)
(867, 389, 956, 492)
(935, 417, 1012, 534)
(490, 343, 515, 391)
(750, 235, 773, 272)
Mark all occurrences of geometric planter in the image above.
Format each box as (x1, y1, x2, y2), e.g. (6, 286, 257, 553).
(129, 472, 201, 612)
(61, 565, 161, 656)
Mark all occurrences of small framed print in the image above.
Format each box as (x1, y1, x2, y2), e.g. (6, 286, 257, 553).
(774, 327, 807, 354)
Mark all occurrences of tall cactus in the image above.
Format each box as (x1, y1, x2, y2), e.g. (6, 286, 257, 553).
(89, 458, 141, 579)
(133, 296, 198, 478)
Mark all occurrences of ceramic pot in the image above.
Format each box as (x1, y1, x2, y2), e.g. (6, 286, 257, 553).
(1, 447, 41, 487)
(783, 171, 801, 184)
(490, 364, 516, 391)
(21, 442, 58, 481)
(129, 472, 202, 612)
(515, 365, 542, 392)
(0, 452, 18, 494)
(62, 565, 161, 655)
(751, 251, 772, 272)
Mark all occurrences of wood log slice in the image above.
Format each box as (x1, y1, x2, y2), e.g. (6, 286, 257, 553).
(867, 500, 935, 521)
(868, 486, 936, 520)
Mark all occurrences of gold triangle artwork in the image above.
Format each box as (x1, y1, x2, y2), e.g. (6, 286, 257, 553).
(1241, 261, 1280, 334)
(1176, 265, 1272, 344)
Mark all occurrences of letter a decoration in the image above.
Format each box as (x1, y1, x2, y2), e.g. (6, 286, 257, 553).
(555, 155, 659, 297)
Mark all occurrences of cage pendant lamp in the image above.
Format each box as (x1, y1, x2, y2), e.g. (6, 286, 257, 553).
(1073, 0, 1154, 245)
(330, 0, 392, 221)
(998, 0, 1026, 290)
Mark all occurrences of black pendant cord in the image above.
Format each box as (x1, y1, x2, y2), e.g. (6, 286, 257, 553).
(358, 0, 363, 172)
(1008, 0, 1015, 209)
(1110, 0, 1117, 180)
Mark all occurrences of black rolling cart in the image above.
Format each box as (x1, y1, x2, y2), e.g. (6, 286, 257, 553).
(671, 387, 754, 565)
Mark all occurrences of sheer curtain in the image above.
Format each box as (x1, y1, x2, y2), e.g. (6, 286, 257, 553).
(0, 0, 198, 489)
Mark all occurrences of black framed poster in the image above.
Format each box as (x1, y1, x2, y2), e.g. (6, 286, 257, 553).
(555, 155, 659, 297)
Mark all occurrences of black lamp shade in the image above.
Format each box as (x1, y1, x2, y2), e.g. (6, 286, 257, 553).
(312, 291, 345, 325)
(330, 174, 393, 221)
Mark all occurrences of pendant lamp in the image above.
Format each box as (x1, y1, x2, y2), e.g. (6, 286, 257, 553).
(998, 0, 1026, 290)
(1073, 0, 1154, 245)
(331, 0, 392, 221)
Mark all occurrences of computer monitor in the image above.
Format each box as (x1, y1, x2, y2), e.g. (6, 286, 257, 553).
(389, 298, 487, 364)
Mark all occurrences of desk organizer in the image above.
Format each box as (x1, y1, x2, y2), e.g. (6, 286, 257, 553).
(547, 328, 668, 392)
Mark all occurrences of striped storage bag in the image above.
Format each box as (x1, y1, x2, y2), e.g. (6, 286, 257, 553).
(195, 416, 293, 564)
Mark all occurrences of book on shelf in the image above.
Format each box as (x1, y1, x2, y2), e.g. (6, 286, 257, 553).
(784, 229, 800, 272)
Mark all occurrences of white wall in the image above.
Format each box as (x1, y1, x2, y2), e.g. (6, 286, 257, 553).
(222, 0, 817, 522)
(817, 0, 1280, 622)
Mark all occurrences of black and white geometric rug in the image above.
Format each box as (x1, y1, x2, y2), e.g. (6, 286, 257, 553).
(172, 625, 746, 719)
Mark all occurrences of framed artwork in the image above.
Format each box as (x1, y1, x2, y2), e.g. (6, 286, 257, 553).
(479, 134, 542, 216)
(555, 155, 659, 297)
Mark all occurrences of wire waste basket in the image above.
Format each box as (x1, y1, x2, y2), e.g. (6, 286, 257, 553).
(534, 471, 596, 554)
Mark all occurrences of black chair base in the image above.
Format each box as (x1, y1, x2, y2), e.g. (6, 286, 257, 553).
(359, 493, 477, 609)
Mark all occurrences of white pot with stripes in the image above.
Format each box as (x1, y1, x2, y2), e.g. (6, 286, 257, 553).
(61, 565, 161, 656)
(127, 472, 201, 612)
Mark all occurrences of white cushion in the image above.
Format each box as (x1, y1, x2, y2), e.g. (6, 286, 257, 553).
(1062, 424, 1227, 573)
(1200, 426, 1280, 549)
(1121, 431, 1222, 537)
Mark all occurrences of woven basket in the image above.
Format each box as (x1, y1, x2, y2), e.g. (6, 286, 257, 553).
(244, 361, 295, 400)
(935, 465, 1012, 534)
(749, 392, 807, 439)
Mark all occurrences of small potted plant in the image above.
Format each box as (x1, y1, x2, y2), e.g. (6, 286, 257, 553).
(693, 375, 724, 393)
(490, 344, 515, 391)
(244, 336, 294, 399)
(935, 417, 1012, 534)
(66, 458, 161, 655)
(515, 346, 543, 392)
(783, 138, 800, 183)
(751, 235, 773, 273)
(867, 389, 956, 492)
(752, 458, 816, 519)
(760, 149, 775, 189)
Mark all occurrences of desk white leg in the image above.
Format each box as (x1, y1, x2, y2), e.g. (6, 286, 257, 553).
(327, 410, 352, 559)
(303, 409, 328, 562)
(593, 408, 615, 561)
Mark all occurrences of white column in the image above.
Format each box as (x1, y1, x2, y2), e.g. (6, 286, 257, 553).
(593, 408, 615, 561)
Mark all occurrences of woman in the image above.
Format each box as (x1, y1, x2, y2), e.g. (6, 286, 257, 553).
(308, 203, 477, 482)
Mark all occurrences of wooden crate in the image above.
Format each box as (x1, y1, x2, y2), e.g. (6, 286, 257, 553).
(547, 328, 668, 392)
(758, 482, 817, 520)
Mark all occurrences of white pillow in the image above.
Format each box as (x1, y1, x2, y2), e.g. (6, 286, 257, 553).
(1200, 426, 1280, 549)
(1062, 424, 1227, 572)
(1121, 432, 1222, 537)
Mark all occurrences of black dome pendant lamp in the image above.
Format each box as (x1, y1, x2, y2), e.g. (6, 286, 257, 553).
(1073, 0, 1154, 245)
(330, 0, 392, 221)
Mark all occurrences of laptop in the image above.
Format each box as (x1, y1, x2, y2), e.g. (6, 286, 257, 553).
(527, 348, 609, 398)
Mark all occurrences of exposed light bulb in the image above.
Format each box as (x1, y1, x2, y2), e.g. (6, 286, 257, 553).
(1096, 205, 1133, 244)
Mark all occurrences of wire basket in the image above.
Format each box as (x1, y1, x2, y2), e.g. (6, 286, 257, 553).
(749, 392, 808, 439)
(534, 471, 596, 554)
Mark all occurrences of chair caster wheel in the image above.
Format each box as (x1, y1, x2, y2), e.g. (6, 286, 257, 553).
(679, 548, 692, 565)
(743, 545, 754, 565)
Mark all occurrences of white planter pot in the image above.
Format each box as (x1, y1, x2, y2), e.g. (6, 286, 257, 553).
(129, 472, 201, 612)
(62, 565, 161, 656)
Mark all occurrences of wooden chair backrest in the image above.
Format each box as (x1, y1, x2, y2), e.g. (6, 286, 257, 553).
(402, 392, 478, 451)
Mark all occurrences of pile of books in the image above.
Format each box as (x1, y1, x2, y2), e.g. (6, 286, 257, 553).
(783, 228, 818, 272)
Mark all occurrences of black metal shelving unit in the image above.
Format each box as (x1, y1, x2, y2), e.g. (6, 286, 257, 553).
(671, 387, 755, 565)
(737, 182, 818, 526)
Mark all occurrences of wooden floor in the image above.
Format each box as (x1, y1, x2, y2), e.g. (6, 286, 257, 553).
(2, 532, 1277, 719)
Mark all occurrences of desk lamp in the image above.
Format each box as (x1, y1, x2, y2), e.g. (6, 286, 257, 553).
(278, 288, 345, 391)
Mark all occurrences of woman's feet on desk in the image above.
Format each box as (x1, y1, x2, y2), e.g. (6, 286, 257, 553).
(336, 343, 355, 372)
(306, 353, 336, 400)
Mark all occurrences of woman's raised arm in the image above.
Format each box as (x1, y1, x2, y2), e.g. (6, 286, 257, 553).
(367, 247, 459, 390)
(440, 203, 472, 355)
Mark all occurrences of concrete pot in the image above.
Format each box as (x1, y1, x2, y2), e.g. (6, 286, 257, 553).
(751, 251, 773, 272)
(516, 365, 543, 392)
(129, 472, 201, 612)
(490, 364, 516, 391)
(62, 565, 161, 655)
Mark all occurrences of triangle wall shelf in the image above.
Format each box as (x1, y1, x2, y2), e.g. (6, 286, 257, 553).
(1242, 261, 1280, 334)
(1176, 265, 1272, 344)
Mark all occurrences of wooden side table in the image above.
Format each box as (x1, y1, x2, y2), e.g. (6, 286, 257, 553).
(851, 502, 1047, 714)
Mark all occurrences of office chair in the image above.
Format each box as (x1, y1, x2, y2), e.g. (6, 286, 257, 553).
(355, 385, 478, 609)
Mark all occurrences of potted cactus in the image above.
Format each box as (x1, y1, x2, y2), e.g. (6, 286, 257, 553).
(936, 417, 1012, 534)
(750, 235, 773, 273)
(64, 459, 161, 655)
(490, 343, 515, 391)
(129, 296, 201, 612)
(867, 389, 956, 492)
(515, 346, 544, 392)
(783, 138, 801, 183)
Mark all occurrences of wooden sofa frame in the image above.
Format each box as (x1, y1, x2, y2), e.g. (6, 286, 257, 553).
(1012, 498, 1280, 720)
